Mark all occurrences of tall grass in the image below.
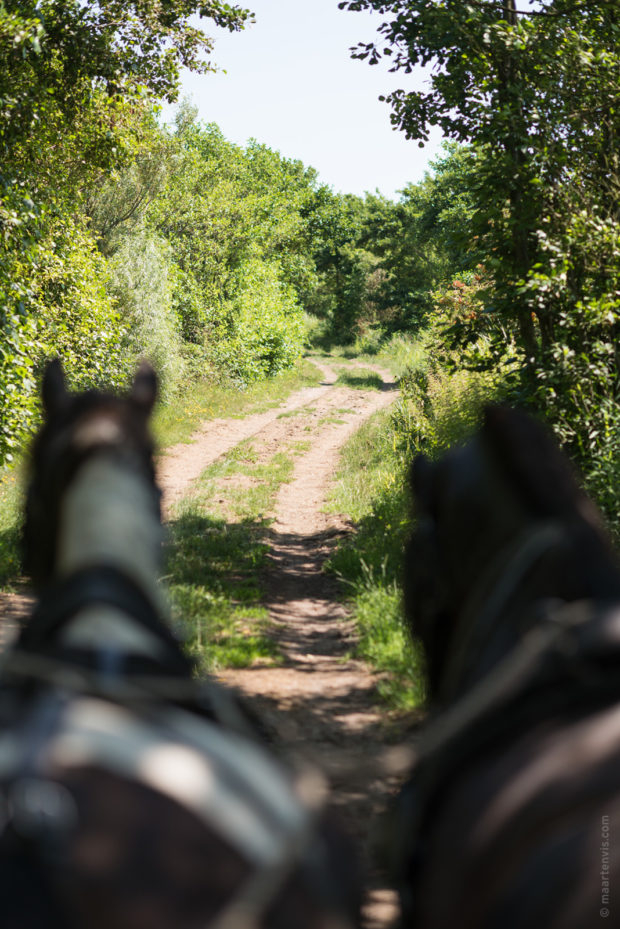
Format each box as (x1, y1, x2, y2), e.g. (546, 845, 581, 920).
(325, 329, 505, 711)
(326, 407, 425, 712)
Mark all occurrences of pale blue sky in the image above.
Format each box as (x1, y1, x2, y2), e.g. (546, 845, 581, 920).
(168, 0, 444, 200)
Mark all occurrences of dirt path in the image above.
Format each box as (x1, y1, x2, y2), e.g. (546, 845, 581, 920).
(158, 359, 338, 515)
(1, 356, 408, 927)
(164, 357, 406, 928)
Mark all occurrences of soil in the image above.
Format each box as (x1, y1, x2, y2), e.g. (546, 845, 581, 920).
(0, 355, 414, 928)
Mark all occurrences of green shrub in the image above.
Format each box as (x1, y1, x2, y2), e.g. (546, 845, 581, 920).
(211, 259, 304, 385)
(36, 218, 130, 392)
(1, 208, 132, 465)
(0, 180, 43, 463)
(0, 461, 24, 588)
(393, 271, 511, 458)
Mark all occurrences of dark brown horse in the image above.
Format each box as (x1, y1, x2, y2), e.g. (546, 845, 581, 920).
(0, 359, 360, 929)
(393, 406, 620, 928)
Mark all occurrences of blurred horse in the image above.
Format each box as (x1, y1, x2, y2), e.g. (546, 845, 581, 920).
(0, 359, 360, 929)
(392, 406, 620, 928)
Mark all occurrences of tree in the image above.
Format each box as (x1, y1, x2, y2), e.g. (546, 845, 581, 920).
(338, 0, 620, 362)
(341, 0, 620, 522)
(0, 1, 253, 463)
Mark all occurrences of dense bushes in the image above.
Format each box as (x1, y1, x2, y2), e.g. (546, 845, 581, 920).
(211, 260, 305, 385)
(0, 2, 328, 466)
(0, 97, 343, 462)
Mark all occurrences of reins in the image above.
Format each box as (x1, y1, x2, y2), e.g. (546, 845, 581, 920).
(439, 520, 566, 700)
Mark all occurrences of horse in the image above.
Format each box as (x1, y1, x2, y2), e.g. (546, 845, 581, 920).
(0, 358, 360, 929)
(391, 405, 620, 928)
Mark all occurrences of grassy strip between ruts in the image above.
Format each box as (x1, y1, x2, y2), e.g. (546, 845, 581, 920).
(164, 437, 309, 673)
(325, 406, 426, 712)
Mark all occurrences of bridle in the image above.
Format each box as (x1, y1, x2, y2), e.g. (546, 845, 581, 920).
(438, 520, 566, 701)
(23, 397, 159, 589)
(15, 564, 191, 678)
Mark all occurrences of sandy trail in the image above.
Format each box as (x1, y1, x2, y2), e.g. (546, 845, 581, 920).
(158, 360, 338, 514)
(203, 360, 405, 928)
(0, 356, 408, 927)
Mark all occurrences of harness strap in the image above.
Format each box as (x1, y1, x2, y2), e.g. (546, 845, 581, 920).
(440, 521, 565, 700)
(18, 565, 191, 676)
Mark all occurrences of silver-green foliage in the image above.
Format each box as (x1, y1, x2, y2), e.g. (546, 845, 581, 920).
(107, 227, 185, 397)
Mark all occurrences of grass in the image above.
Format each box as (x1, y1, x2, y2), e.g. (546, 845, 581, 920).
(165, 436, 307, 672)
(375, 333, 427, 378)
(153, 357, 323, 448)
(308, 329, 425, 380)
(165, 507, 279, 673)
(193, 439, 295, 523)
(277, 409, 305, 420)
(0, 461, 26, 590)
(325, 407, 426, 712)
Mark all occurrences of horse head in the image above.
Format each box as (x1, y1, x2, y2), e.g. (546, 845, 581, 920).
(24, 359, 159, 591)
(393, 407, 620, 929)
(405, 405, 620, 701)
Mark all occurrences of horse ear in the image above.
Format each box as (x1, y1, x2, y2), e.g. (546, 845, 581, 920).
(130, 362, 158, 416)
(42, 358, 68, 417)
(482, 404, 602, 527)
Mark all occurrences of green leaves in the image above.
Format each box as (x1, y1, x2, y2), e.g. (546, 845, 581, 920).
(0, 1, 255, 464)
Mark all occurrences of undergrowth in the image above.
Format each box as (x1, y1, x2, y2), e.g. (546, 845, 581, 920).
(0, 463, 25, 589)
(310, 331, 425, 380)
